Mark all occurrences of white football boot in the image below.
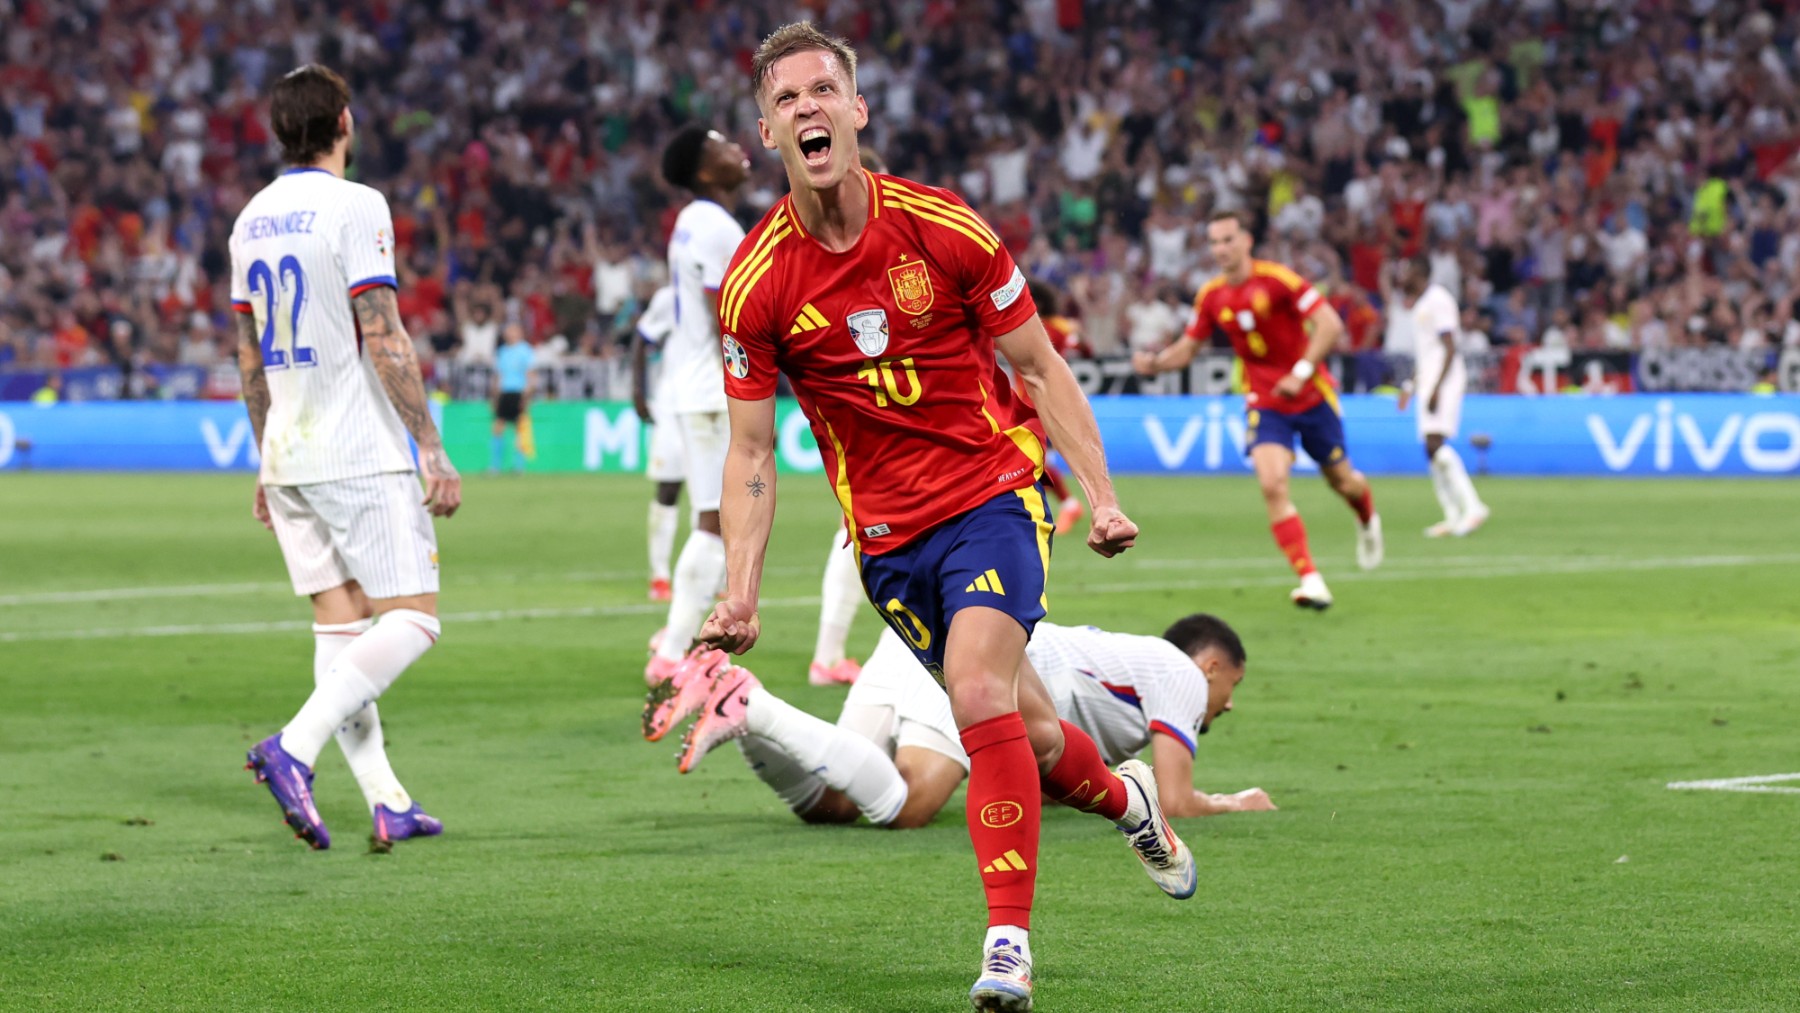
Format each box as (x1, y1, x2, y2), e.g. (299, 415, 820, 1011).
(1290, 571, 1333, 611)
(968, 937, 1033, 1012)
(1355, 512, 1384, 570)
(1113, 758, 1197, 900)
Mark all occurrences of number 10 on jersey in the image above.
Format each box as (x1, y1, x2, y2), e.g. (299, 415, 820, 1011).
(248, 255, 317, 370)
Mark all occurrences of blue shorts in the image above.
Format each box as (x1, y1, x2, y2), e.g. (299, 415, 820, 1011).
(1247, 400, 1348, 467)
(858, 483, 1053, 682)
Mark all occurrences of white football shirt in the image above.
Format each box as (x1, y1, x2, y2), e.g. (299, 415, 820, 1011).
(229, 168, 413, 486)
(662, 199, 744, 414)
(1410, 283, 1464, 394)
(637, 284, 677, 415)
(1030, 622, 1213, 763)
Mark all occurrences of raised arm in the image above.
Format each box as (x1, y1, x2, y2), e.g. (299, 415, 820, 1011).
(996, 316, 1136, 557)
(699, 394, 778, 653)
(353, 286, 462, 517)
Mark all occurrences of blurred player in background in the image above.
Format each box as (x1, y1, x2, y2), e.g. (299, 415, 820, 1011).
(230, 65, 460, 849)
(697, 24, 1185, 1011)
(643, 125, 751, 684)
(1395, 255, 1490, 537)
(1134, 210, 1382, 611)
(655, 612, 1274, 828)
(489, 322, 534, 475)
(631, 284, 681, 602)
(1024, 278, 1090, 536)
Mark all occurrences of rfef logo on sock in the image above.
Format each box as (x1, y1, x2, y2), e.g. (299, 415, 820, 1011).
(980, 800, 1023, 828)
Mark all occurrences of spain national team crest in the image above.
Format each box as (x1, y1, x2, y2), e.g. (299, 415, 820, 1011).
(1251, 288, 1271, 316)
(887, 259, 935, 315)
(847, 309, 890, 357)
(722, 335, 749, 379)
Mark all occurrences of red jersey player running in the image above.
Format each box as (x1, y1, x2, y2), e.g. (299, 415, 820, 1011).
(694, 23, 1193, 1013)
(1135, 211, 1383, 609)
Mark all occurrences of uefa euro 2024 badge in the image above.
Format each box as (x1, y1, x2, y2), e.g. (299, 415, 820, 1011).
(848, 309, 889, 357)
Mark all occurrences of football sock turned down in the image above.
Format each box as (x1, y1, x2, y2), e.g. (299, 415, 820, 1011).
(656, 530, 726, 661)
(744, 687, 907, 823)
(313, 619, 411, 812)
(281, 610, 440, 768)
(1436, 444, 1485, 517)
(812, 534, 863, 668)
(1349, 486, 1376, 525)
(738, 734, 828, 814)
(1040, 720, 1129, 822)
(960, 712, 1041, 929)
(647, 501, 679, 583)
(1429, 450, 1463, 524)
(1271, 514, 1317, 577)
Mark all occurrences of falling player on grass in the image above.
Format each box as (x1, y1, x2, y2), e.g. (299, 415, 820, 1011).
(1134, 210, 1382, 610)
(649, 613, 1274, 828)
(641, 125, 752, 684)
(695, 23, 1190, 1012)
(1393, 254, 1490, 537)
(230, 65, 460, 849)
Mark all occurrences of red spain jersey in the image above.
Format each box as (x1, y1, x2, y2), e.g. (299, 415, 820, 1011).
(719, 171, 1044, 556)
(1183, 259, 1338, 415)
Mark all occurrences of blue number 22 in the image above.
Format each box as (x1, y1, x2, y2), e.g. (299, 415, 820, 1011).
(248, 255, 316, 370)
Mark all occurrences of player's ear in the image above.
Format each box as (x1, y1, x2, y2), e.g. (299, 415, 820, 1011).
(852, 94, 869, 132)
(758, 116, 776, 151)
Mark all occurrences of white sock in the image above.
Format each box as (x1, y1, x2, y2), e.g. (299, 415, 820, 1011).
(1437, 444, 1485, 516)
(647, 500, 679, 582)
(281, 609, 440, 767)
(745, 687, 908, 823)
(738, 734, 828, 814)
(1428, 452, 1463, 525)
(314, 620, 411, 812)
(812, 533, 863, 667)
(984, 925, 1032, 963)
(657, 530, 725, 660)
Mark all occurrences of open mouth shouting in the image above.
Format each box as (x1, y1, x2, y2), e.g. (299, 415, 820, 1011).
(798, 125, 832, 167)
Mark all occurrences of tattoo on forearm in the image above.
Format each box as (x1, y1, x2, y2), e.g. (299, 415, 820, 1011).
(234, 313, 270, 448)
(353, 287, 441, 452)
(746, 474, 767, 498)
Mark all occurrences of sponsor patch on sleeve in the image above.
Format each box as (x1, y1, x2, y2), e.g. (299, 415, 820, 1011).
(990, 266, 1027, 312)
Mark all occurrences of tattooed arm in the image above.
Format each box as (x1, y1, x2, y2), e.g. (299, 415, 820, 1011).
(699, 394, 777, 654)
(352, 286, 463, 517)
(235, 311, 275, 531)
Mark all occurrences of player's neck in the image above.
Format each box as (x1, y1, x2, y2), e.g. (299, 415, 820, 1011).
(293, 149, 347, 179)
(788, 166, 869, 253)
(1223, 263, 1252, 286)
(691, 182, 734, 208)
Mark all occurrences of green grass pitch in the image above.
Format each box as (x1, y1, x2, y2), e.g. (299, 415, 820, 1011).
(2, 471, 1797, 1011)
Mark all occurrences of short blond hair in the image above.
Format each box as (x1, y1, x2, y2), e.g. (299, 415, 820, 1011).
(751, 22, 858, 105)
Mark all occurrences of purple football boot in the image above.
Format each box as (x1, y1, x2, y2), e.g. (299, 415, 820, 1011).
(372, 803, 444, 845)
(245, 734, 331, 850)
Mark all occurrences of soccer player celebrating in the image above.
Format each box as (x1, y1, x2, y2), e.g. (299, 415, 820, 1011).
(230, 65, 460, 849)
(643, 125, 752, 684)
(698, 24, 1189, 1011)
(1394, 255, 1490, 537)
(631, 283, 682, 602)
(1134, 211, 1382, 610)
(655, 613, 1274, 830)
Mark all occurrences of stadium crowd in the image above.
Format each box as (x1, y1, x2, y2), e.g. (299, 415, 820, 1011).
(2, 0, 1798, 393)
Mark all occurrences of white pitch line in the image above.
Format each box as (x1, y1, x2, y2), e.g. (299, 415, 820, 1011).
(0, 595, 825, 643)
(1667, 773, 1800, 794)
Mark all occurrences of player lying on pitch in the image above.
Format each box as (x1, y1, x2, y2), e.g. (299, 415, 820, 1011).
(645, 613, 1273, 827)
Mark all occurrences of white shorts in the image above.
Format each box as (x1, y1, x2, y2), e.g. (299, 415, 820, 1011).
(266, 472, 440, 600)
(838, 628, 969, 770)
(646, 399, 685, 483)
(1417, 373, 1466, 440)
(677, 411, 728, 515)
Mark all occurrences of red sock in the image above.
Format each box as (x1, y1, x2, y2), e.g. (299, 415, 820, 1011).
(1041, 720, 1128, 821)
(1349, 486, 1375, 525)
(1271, 514, 1316, 577)
(959, 712, 1041, 929)
(1042, 464, 1071, 501)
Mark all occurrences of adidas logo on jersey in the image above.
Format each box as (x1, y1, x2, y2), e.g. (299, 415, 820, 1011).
(789, 303, 830, 335)
(964, 569, 1006, 595)
(982, 849, 1030, 874)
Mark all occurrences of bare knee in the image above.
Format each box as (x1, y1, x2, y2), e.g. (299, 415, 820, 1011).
(948, 675, 1016, 727)
(696, 510, 722, 536)
(1025, 711, 1065, 772)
